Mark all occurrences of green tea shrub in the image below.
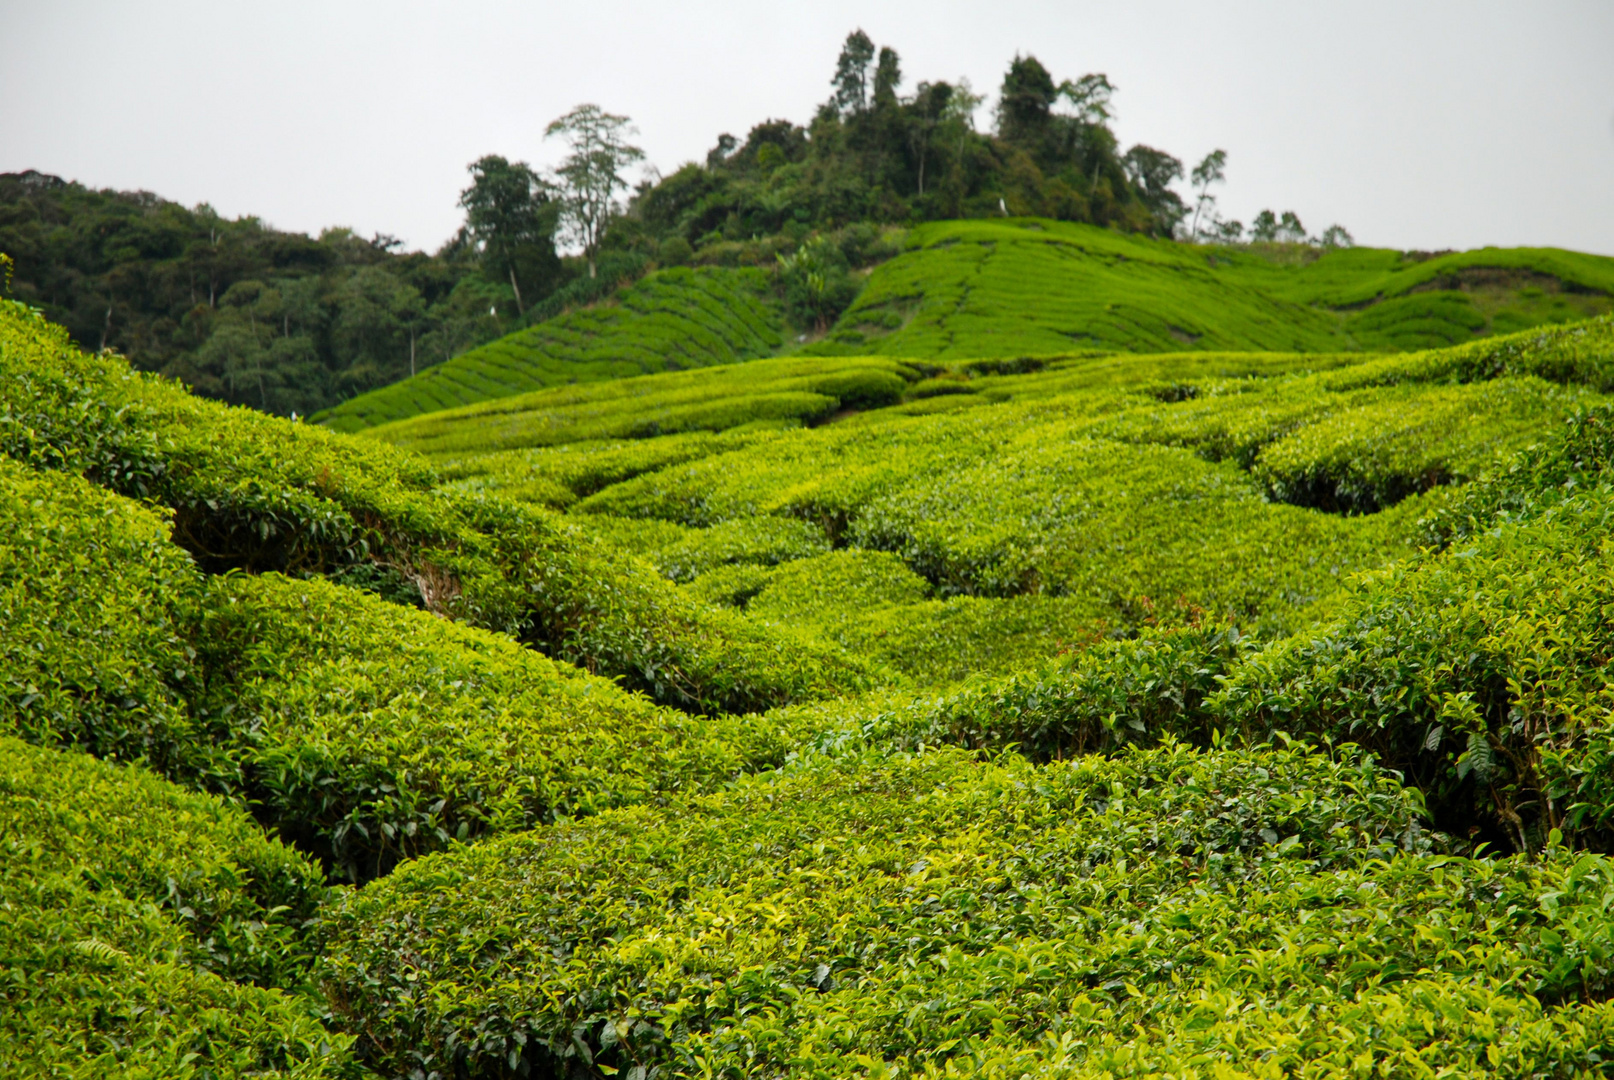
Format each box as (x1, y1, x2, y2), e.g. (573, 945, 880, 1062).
(580, 513, 833, 583)
(320, 742, 1476, 1079)
(745, 549, 934, 617)
(1215, 482, 1614, 851)
(0, 738, 361, 1078)
(440, 428, 775, 509)
(0, 457, 225, 781)
(830, 621, 1245, 759)
(1252, 376, 1592, 513)
(847, 431, 1416, 632)
(0, 736, 326, 988)
(199, 572, 818, 879)
(314, 265, 786, 432)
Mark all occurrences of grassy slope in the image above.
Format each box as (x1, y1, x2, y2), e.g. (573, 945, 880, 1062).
(314, 265, 786, 433)
(810, 219, 1614, 358)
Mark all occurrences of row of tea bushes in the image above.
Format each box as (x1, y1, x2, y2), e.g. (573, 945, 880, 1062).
(0, 453, 835, 879)
(315, 265, 788, 432)
(0, 298, 882, 716)
(202, 572, 820, 879)
(0, 737, 362, 1077)
(322, 741, 1614, 1078)
(365, 355, 917, 458)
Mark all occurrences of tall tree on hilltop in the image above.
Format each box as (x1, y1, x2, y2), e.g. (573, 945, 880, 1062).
(457, 155, 559, 315)
(832, 30, 876, 115)
(996, 55, 1059, 147)
(1189, 149, 1228, 240)
(546, 104, 644, 278)
(872, 46, 902, 110)
(1122, 144, 1187, 236)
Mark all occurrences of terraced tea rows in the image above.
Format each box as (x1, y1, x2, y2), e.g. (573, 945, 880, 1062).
(315, 265, 785, 432)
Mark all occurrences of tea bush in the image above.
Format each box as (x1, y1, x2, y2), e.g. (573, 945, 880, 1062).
(314, 742, 1614, 1079)
(0, 457, 222, 780)
(315, 265, 786, 432)
(1215, 479, 1614, 852)
(0, 736, 328, 988)
(0, 737, 362, 1078)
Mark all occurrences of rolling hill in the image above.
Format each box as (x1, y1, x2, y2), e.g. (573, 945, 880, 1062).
(317, 219, 1614, 436)
(11, 246, 1614, 1076)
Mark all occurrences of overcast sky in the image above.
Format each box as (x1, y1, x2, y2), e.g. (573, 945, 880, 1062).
(4, 0, 1612, 255)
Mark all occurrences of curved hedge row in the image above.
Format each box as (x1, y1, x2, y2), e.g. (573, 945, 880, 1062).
(202, 572, 821, 879)
(0, 737, 360, 1077)
(0, 453, 844, 879)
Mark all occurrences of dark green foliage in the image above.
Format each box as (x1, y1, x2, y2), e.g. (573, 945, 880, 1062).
(315, 265, 785, 432)
(0, 169, 510, 416)
(777, 235, 860, 329)
(0, 738, 361, 1078)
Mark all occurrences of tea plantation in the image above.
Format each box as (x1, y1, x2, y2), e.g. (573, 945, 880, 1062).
(9, 238, 1614, 1078)
(313, 220, 1614, 434)
(315, 265, 786, 433)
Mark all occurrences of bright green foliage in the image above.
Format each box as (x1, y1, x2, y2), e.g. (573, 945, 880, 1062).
(315, 266, 786, 432)
(751, 560, 1108, 688)
(1215, 477, 1614, 852)
(806, 220, 1613, 360)
(0, 738, 361, 1078)
(0, 737, 327, 988)
(0, 458, 222, 780)
(201, 572, 814, 879)
(364, 354, 914, 457)
(0, 298, 881, 716)
(825, 621, 1243, 759)
(323, 742, 1614, 1079)
(579, 513, 833, 582)
(438, 429, 775, 509)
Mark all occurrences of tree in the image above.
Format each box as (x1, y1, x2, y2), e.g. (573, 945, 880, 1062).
(832, 30, 876, 115)
(872, 46, 902, 110)
(545, 104, 645, 278)
(457, 155, 558, 314)
(1250, 209, 1278, 242)
(1319, 224, 1355, 248)
(996, 54, 1059, 146)
(1122, 144, 1186, 236)
(1188, 149, 1227, 240)
(1277, 211, 1307, 243)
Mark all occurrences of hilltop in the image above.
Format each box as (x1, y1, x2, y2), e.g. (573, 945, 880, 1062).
(319, 217, 1614, 431)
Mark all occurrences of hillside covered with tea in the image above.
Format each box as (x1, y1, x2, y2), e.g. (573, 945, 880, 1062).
(9, 229, 1614, 1076)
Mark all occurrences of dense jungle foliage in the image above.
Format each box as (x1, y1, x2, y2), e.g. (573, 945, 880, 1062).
(10, 243, 1614, 1074)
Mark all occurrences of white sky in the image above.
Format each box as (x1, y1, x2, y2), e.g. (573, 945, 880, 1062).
(4, 0, 1612, 255)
